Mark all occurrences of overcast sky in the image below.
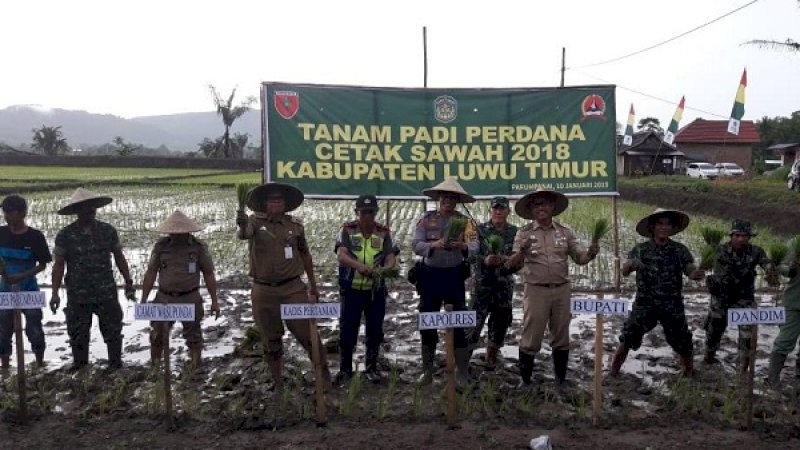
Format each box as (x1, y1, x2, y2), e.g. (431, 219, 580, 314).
(2, 0, 798, 127)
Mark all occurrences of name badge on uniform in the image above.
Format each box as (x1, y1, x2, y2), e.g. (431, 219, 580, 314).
(187, 262, 197, 273)
(284, 246, 293, 259)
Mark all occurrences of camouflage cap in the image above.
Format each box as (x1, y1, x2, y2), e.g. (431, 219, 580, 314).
(490, 196, 509, 208)
(730, 219, 757, 236)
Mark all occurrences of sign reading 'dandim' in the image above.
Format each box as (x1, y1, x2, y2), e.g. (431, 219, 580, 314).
(0, 291, 46, 309)
(727, 307, 786, 325)
(418, 311, 477, 330)
(570, 297, 629, 316)
(280, 303, 341, 320)
(134, 303, 196, 321)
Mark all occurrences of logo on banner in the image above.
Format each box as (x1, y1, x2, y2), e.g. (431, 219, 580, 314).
(433, 95, 457, 123)
(581, 94, 606, 121)
(274, 91, 299, 119)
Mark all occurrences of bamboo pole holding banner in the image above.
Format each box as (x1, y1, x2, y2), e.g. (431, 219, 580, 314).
(309, 319, 327, 426)
(14, 309, 27, 425)
(445, 326, 457, 428)
(162, 322, 173, 428)
(592, 293, 604, 425)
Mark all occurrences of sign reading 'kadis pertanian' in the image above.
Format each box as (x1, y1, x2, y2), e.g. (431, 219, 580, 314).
(262, 83, 617, 198)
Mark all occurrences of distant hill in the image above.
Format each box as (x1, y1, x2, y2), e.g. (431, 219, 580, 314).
(0, 105, 260, 151)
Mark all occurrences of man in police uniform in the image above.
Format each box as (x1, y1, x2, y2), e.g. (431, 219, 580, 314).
(335, 195, 398, 383)
(51, 188, 136, 371)
(466, 196, 518, 371)
(507, 190, 598, 387)
(236, 182, 328, 389)
(412, 177, 479, 385)
(140, 210, 219, 368)
(610, 209, 703, 377)
(703, 219, 775, 372)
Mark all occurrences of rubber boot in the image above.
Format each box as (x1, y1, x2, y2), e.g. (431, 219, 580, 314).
(553, 350, 569, 384)
(703, 351, 719, 365)
(768, 353, 787, 388)
(455, 347, 471, 386)
(738, 353, 751, 376)
(610, 345, 629, 376)
(71, 343, 89, 371)
(418, 345, 435, 385)
(518, 351, 535, 387)
(107, 340, 123, 371)
(485, 344, 499, 371)
(267, 354, 284, 389)
(680, 354, 695, 377)
(0, 356, 9, 377)
(189, 347, 202, 368)
(364, 346, 381, 384)
(336, 348, 354, 384)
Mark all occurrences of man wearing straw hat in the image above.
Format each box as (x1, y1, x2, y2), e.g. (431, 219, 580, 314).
(703, 219, 774, 372)
(412, 177, 479, 385)
(334, 194, 399, 384)
(236, 182, 329, 389)
(507, 189, 598, 387)
(140, 210, 219, 368)
(610, 209, 703, 377)
(51, 188, 136, 371)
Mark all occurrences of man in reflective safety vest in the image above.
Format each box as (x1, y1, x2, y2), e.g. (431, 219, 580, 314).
(335, 195, 398, 383)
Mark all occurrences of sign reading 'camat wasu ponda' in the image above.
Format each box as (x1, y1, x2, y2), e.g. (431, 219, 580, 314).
(261, 83, 617, 198)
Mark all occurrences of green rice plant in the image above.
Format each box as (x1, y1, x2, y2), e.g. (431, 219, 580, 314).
(700, 226, 725, 246)
(478, 379, 497, 416)
(340, 370, 362, 417)
(445, 217, 467, 242)
(768, 242, 789, 267)
(412, 381, 423, 419)
(590, 218, 611, 244)
(484, 234, 504, 254)
(787, 235, 800, 264)
(236, 183, 257, 210)
(699, 245, 718, 270)
(371, 265, 400, 281)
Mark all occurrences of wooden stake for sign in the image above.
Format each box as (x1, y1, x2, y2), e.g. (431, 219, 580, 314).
(162, 322, 173, 428)
(445, 327, 457, 427)
(14, 310, 27, 425)
(309, 319, 327, 426)
(385, 200, 392, 229)
(592, 293, 604, 426)
(745, 324, 758, 430)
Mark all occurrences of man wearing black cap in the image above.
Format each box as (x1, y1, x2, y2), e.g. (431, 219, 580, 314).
(466, 196, 518, 371)
(334, 195, 398, 383)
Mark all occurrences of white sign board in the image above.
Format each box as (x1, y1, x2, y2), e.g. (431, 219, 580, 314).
(134, 303, 196, 321)
(728, 307, 786, 325)
(570, 297, 629, 316)
(281, 303, 341, 320)
(0, 291, 46, 309)
(418, 311, 477, 330)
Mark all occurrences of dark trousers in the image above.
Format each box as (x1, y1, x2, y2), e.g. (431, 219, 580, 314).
(65, 300, 123, 363)
(339, 287, 386, 353)
(467, 283, 513, 349)
(418, 266, 467, 348)
(0, 309, 46, 358)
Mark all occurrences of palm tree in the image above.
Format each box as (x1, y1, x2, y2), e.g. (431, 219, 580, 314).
(209, 85, 255, 158)
(31, 125, 70, 156)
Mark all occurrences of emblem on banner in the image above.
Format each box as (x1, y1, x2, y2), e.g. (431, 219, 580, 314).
(433, 95, 457, 123)
(580, 94, 606, 121)
(274, 91, 299, 119)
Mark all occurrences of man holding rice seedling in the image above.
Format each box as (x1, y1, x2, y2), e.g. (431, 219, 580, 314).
(140, 210, 219, 369)
(412, 177, 479, 385)
(0, 195, 51, 375)
(507, 189, 598, 387)
(610, 209, 703, 378)
(51, 188, 136, 371)
(236, 182, 329, 389)
(465, 196, 518, 371)
(703, 219, 775, 372)
(334, 195, 399, 384)
(768, 235, 800, 387)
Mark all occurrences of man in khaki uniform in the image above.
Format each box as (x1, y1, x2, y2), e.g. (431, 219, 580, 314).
(236, 182, 328, 388)
(140, 210, 219, 368)
(507, 190, 598, 387)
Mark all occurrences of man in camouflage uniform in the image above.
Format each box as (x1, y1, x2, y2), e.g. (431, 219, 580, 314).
(703, 219, 775, 372)
(465, 196, 518, 370)
(140, 210, 219, 368)
(768, 242, 800, 387)
(236, 182, 329, 389)
(610, 209, 703, 377)
(412, 177, 479, 385)
(50, 188, 136, 371)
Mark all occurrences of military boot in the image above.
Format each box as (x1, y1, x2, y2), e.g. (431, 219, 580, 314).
(768, 353, 787, 388)
(610, 345, 629, 376)
(553, 350, 569, 384)
(518, 351, 535, 387)
(455, 347, 472, 386)
(107, 340, 123, 371)
(71, 343, 90, 371)
(485, 344, 499, 371)
(364, 346, 382, 384)
(680, 354, 695, 377)
(418, 344, 435, 385)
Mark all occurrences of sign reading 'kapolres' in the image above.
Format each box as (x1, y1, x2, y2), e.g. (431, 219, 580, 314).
(418, 311, 477, 330)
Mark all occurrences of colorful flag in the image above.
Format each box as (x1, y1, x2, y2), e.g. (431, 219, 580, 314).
(623, 104, 635, 146)
(664, 96, 685, 145)
(727, 69, 747, 135)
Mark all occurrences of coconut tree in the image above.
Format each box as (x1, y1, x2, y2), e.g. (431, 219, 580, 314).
(31, 125, 70, 156)
(209, 85, 255, 158)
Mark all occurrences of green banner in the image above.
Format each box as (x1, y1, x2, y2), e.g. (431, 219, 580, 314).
(262, 83, 617, 198)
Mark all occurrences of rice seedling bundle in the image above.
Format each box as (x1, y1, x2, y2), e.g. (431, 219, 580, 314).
(699, 245, 717, 270)
(445, 217, 467, 242)
(484, 235, 504, 254)
(700, 227, 725, 246)
(767, 242, 789, 267)
(590, 218, 610, 244)
(235, 183, 257, 210)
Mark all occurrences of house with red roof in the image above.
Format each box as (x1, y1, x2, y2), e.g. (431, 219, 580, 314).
(673, 118, 760, 171)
